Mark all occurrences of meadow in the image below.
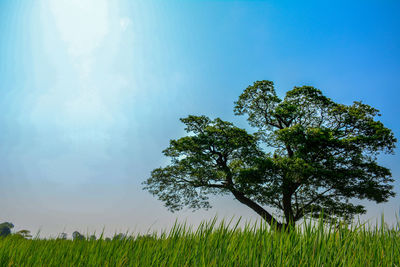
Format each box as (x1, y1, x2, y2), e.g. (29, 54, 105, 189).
(0, 215, 399, 266)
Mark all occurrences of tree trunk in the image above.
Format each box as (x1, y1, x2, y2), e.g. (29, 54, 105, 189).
(230, 189, 285, 231)
(282, 192, 295, 227)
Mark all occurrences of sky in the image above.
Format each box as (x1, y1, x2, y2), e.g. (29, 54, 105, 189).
(1, 0, 399, 238)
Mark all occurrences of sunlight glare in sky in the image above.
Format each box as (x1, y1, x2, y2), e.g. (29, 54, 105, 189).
(49, 0, 110, 57)
(48, 0, 111, 125)
(31, 0, 133, 142)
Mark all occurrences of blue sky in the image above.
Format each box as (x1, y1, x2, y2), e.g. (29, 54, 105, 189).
(1, 0, 399, 237)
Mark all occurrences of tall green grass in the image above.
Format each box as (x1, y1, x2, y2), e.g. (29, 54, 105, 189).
(0, 215, 399, 266)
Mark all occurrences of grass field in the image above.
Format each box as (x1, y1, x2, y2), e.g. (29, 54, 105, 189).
(0, 215, 399, 266)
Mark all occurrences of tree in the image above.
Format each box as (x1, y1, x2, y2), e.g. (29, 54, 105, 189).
(135, 234, 156, 242)
(89, 234, 97, 241)
(143, 80, 397, 231)
(0, 222, 14, 237)
(57, 233, 68, 240)
(112, 233, 127, 241)
(72, 231, 84, 241)
(16, 230, 32, 239)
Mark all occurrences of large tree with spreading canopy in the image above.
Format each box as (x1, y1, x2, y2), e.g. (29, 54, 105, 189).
(143, 80, 396, 230)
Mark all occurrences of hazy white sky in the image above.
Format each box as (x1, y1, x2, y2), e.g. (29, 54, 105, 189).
(1, 0, 399, 238)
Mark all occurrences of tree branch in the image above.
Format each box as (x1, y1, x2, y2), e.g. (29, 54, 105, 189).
(230, 188, 283, 229)
(294, 187, 335, 220)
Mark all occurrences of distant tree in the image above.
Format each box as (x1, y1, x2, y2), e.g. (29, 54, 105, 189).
(143, 80, 397, 231)
(72, 231, 84, 241)
(16, 230, 32, 239)
(89, 234, 97, 241)
(105, 237, 111, 242)
(57, 233, 68, 240)
(112, 233, 126, 241)
(135, 234, 156, 242)
(0, 222, 14, 237)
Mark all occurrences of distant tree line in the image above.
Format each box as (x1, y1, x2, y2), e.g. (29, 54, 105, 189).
(0, 222, 32, 239)
(0, 221, 155, 241)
